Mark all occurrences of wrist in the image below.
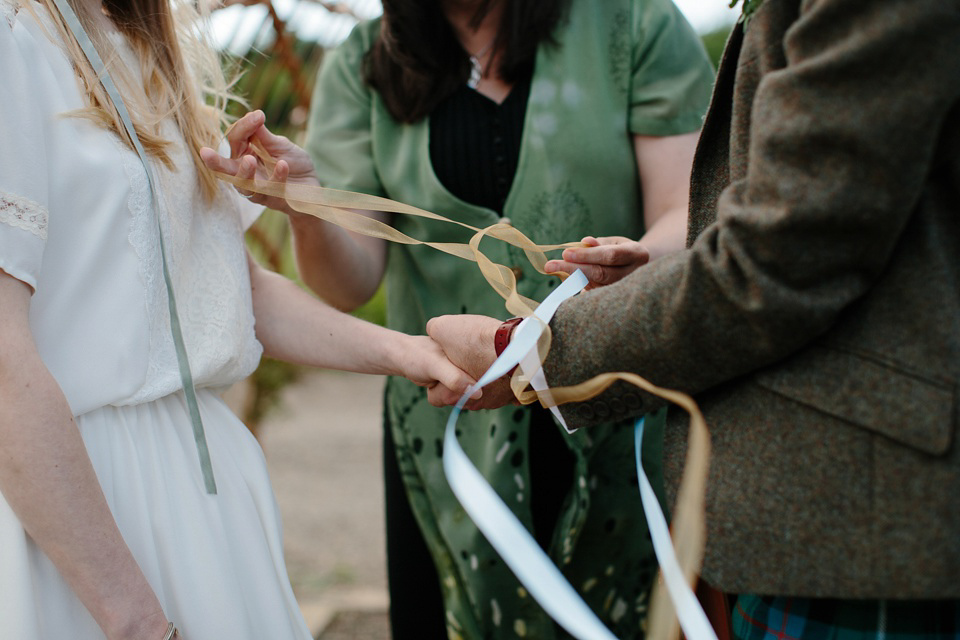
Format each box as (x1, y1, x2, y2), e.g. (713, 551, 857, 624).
(287, 206, 317, 225)
(104, 607, 168, 640)
(494, 317, 523, 376)
(494, 317, 523, 358)
(382, 331, 418, 378)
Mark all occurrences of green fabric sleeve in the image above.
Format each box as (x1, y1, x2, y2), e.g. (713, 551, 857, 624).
(304, 20, 386, 196)
(628, 0, 715, 136)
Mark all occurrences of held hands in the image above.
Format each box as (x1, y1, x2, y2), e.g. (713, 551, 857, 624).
(426, 315, 518, 410)
(399, 335, 481, 407)
(199, 110, 318, 213)
(544, 236, 649, 289)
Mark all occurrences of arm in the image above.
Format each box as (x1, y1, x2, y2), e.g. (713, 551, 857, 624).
(0, 273, 169, 640)
(247, 256, 473, 405)
(299, 22, 393, 310)
(544, 131, 699, 287)
(287, 207, 388, 312)
(431, 0, 960, 418)
(544, 0, 710, 287)
(634, 131, 698, 259)
(200, 111, 388, 311)
(544, 0, 960, 423)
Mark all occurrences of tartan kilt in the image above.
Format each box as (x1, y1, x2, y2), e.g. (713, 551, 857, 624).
(733, 595, 959, 640)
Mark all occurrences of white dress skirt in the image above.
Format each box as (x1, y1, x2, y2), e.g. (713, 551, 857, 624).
(0, 1, 312, 636)
(0, 393, 312, 639)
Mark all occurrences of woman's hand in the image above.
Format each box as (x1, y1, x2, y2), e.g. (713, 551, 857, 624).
(199, 110, 319, 213)
(396, 336, 479, 407)
(208, 112, 389, 311)
(544, 236, 650, 289)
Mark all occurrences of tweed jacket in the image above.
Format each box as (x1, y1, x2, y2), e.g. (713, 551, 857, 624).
(545, 0, 960, 598)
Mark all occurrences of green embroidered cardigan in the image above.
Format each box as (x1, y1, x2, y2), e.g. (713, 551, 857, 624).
(305, 0, 713, 636)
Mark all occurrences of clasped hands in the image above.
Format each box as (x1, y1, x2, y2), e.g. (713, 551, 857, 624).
(201, 110, 651, 410)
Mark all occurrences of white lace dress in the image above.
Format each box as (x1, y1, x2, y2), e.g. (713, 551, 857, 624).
(0, 3, 311, 638)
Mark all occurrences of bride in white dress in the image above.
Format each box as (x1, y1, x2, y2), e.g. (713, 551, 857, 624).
(0, 0, 473, 637)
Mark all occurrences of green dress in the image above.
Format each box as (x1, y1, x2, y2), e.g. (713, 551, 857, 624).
(305, 1, 714, 637)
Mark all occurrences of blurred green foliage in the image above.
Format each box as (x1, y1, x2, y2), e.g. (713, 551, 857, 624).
(701, 24, 734, 69)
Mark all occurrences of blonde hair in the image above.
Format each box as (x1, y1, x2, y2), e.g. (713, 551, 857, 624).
(19, 0, 236, 200)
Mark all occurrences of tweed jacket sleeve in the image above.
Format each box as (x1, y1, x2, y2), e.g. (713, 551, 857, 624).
(544, 0, 960, 429)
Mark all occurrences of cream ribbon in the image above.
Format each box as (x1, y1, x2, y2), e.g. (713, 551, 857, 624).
(214, 152, 714, 639)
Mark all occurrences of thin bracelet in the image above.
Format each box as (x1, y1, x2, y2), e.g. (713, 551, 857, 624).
(162, 623, 179, 640)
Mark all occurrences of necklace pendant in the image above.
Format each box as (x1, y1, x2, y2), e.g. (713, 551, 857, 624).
(468, 55, 482, 89)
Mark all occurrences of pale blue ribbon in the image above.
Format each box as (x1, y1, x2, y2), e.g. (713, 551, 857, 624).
(443, 269, 716, 639)
(443, 270, 619, 640)
(635, 418, 717, 640)
(50, 0, 217, 494)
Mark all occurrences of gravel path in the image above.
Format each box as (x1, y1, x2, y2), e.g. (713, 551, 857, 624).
(255, 369, 392, 638)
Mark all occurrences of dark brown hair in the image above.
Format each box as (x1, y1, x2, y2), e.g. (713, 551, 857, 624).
(364, 0, 570, 123)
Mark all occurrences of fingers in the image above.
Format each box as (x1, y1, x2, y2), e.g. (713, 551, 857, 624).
(199, 147, 258, 180)
(545, 260, 620, 287)
(434, 361, 477, 403)
(425, 315, 477, 374)
(559, 239, 647, 267)
(199, 146, 239, 175)
(423, 354, 480, 407)
(425, 316, 517, 408)
(270, 159, 290, 184)
(426, 314, 501, 377)
(544, 237, 649, 288)
(252, 115, 287, 149)
(543, 259, 582, 278)
(462, 378, 517, 410)
(238, 154, 259, 181)
(427, 381, 482, 408)
(226, 110, 266, 158)
(426, 376, 517, 410)
(424, 315, 447, 343)
(426, 384, 459, 407)
(544, 259, 640, 287)
(590, 235, 632, 246)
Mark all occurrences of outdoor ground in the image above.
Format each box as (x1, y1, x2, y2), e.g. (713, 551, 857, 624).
(254, 369, 393, 639)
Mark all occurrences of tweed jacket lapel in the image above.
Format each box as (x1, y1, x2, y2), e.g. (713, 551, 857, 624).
(687, 22, 740, 244)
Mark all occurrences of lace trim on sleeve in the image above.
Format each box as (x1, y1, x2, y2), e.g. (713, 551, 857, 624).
(0, 189, 49, 240)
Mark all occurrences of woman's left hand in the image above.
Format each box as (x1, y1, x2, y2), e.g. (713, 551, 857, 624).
(544, 236, 650, 289)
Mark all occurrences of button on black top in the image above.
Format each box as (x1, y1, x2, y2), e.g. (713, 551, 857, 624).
(429, 76, 532, 215)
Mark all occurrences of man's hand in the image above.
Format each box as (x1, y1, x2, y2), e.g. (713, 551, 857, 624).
(426, 315, 517, 410)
